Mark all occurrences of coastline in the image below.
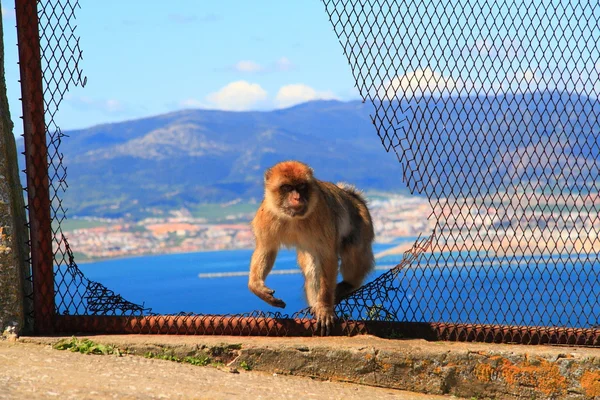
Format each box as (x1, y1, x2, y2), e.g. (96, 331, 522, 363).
(66, 234, 600, 266)
(375, 232, 600, 259)
(70, 240, 406, 266)
(69, 245, 256, 265)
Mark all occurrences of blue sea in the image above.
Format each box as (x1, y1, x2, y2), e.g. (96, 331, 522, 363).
(70, 241, 600, 328)
(74, 242, 402, 315)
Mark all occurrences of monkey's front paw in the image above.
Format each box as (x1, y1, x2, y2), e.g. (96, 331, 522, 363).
(259, 288, 287, 308)
(265, 294, 286, 308)
(312, 305, 335, 336)
(249, 282, 287, 308)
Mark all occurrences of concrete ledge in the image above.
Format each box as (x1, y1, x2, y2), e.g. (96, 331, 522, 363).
(20, 335, 600, 399)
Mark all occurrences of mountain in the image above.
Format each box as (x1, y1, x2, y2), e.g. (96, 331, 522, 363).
(22, 100, 409, 218)
(393, 91, 600, 198)
(17, 92, 600, 218)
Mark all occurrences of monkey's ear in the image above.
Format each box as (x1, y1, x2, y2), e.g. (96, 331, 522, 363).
(264, 168, 273, 183)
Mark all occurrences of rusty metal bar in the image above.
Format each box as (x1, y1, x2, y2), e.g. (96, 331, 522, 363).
(55, 315, 319, 336)
(15, 0, 55, 334)
(52, 315, 600, 346)
(57, 315, 376, 336)
(430, 323, 600, 346)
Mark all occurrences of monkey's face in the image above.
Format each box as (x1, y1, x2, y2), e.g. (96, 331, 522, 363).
(278, 182, 311, 217)
(264, 161, 316, 219)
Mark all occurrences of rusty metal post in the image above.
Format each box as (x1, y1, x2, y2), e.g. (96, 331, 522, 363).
(15, 0, 55, 334)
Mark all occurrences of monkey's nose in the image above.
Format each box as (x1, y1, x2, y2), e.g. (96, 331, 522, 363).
(289, 198, 302, 207)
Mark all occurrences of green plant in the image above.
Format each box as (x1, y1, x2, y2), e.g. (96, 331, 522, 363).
(144, 351, 212, 367)
(53, 337, 120, 356)
(183, 355, 211, 366)
(366, 303, 394, 321)
(144, 351, 179, 362)
(239, 360, 252, 371)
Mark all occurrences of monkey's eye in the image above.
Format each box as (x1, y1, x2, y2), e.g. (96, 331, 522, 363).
(296, 183, 307, 191)
(280, 184, 293, 192)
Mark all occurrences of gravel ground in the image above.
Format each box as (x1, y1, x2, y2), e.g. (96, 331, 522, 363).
(0, 339, 460, 400)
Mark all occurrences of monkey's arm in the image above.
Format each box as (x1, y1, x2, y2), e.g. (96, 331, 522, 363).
(248, 246, 286, 308)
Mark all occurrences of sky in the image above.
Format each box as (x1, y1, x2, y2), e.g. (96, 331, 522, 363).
(1, 0, 360, 132)
(1, 0, 599, 134)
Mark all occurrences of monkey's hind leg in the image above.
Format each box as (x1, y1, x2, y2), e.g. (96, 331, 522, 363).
(298, 250, 337, 335)
(336, 244, 374, 304)
(297, 251, 320, 307)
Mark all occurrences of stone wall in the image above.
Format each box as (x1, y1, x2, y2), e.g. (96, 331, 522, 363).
(0, 4, 31, 335)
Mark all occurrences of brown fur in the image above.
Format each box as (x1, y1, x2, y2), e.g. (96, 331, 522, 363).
(248, 160, 375, 335)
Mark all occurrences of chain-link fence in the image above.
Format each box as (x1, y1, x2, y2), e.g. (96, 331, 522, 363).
(17, 0, 150, 334)
(16, 0, 600, 344)
(325, 0, 600, 344)
(37, 0, 153, 318)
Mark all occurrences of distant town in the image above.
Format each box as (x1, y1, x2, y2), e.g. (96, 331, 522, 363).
(59, 190, 600, 263)
(60, 193, 435, 262)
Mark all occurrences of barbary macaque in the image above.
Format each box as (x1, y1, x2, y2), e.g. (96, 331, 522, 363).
(248, 160, 375, 335)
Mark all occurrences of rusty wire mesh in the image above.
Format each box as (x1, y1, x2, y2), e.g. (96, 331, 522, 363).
(20, 0, 151, 324)
(322, 0, 600, 343)
(18, 0, 600, 343)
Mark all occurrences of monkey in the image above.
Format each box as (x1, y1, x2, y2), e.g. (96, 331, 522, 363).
(248, 160, 375, 335)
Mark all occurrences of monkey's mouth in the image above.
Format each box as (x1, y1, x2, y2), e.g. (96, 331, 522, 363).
(286, 205, 307, 217)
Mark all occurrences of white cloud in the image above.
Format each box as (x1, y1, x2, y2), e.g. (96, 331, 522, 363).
(275, 57, 293, 71)
(380, 67, 461, 99)
(105, 99, 123, 113)
(524, 70, 535, 82)
(473, 38, 494, 57)
(487, 65, 600, 95)
(475, 38, 493, 52)
(168, 14, 197, 24)
(595, 63, 600, 96)
(179, 98, 207, 108)
(493, 68, 549, 93)
(1, 6, 15, 19)
(234, 60, 263, 73)
(232, 58, 293, 73)
(206, 81, 268, 111)
(465, 37, 523, 60)
(65, 94, 126, 114)
(275, 84, 337, 108)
